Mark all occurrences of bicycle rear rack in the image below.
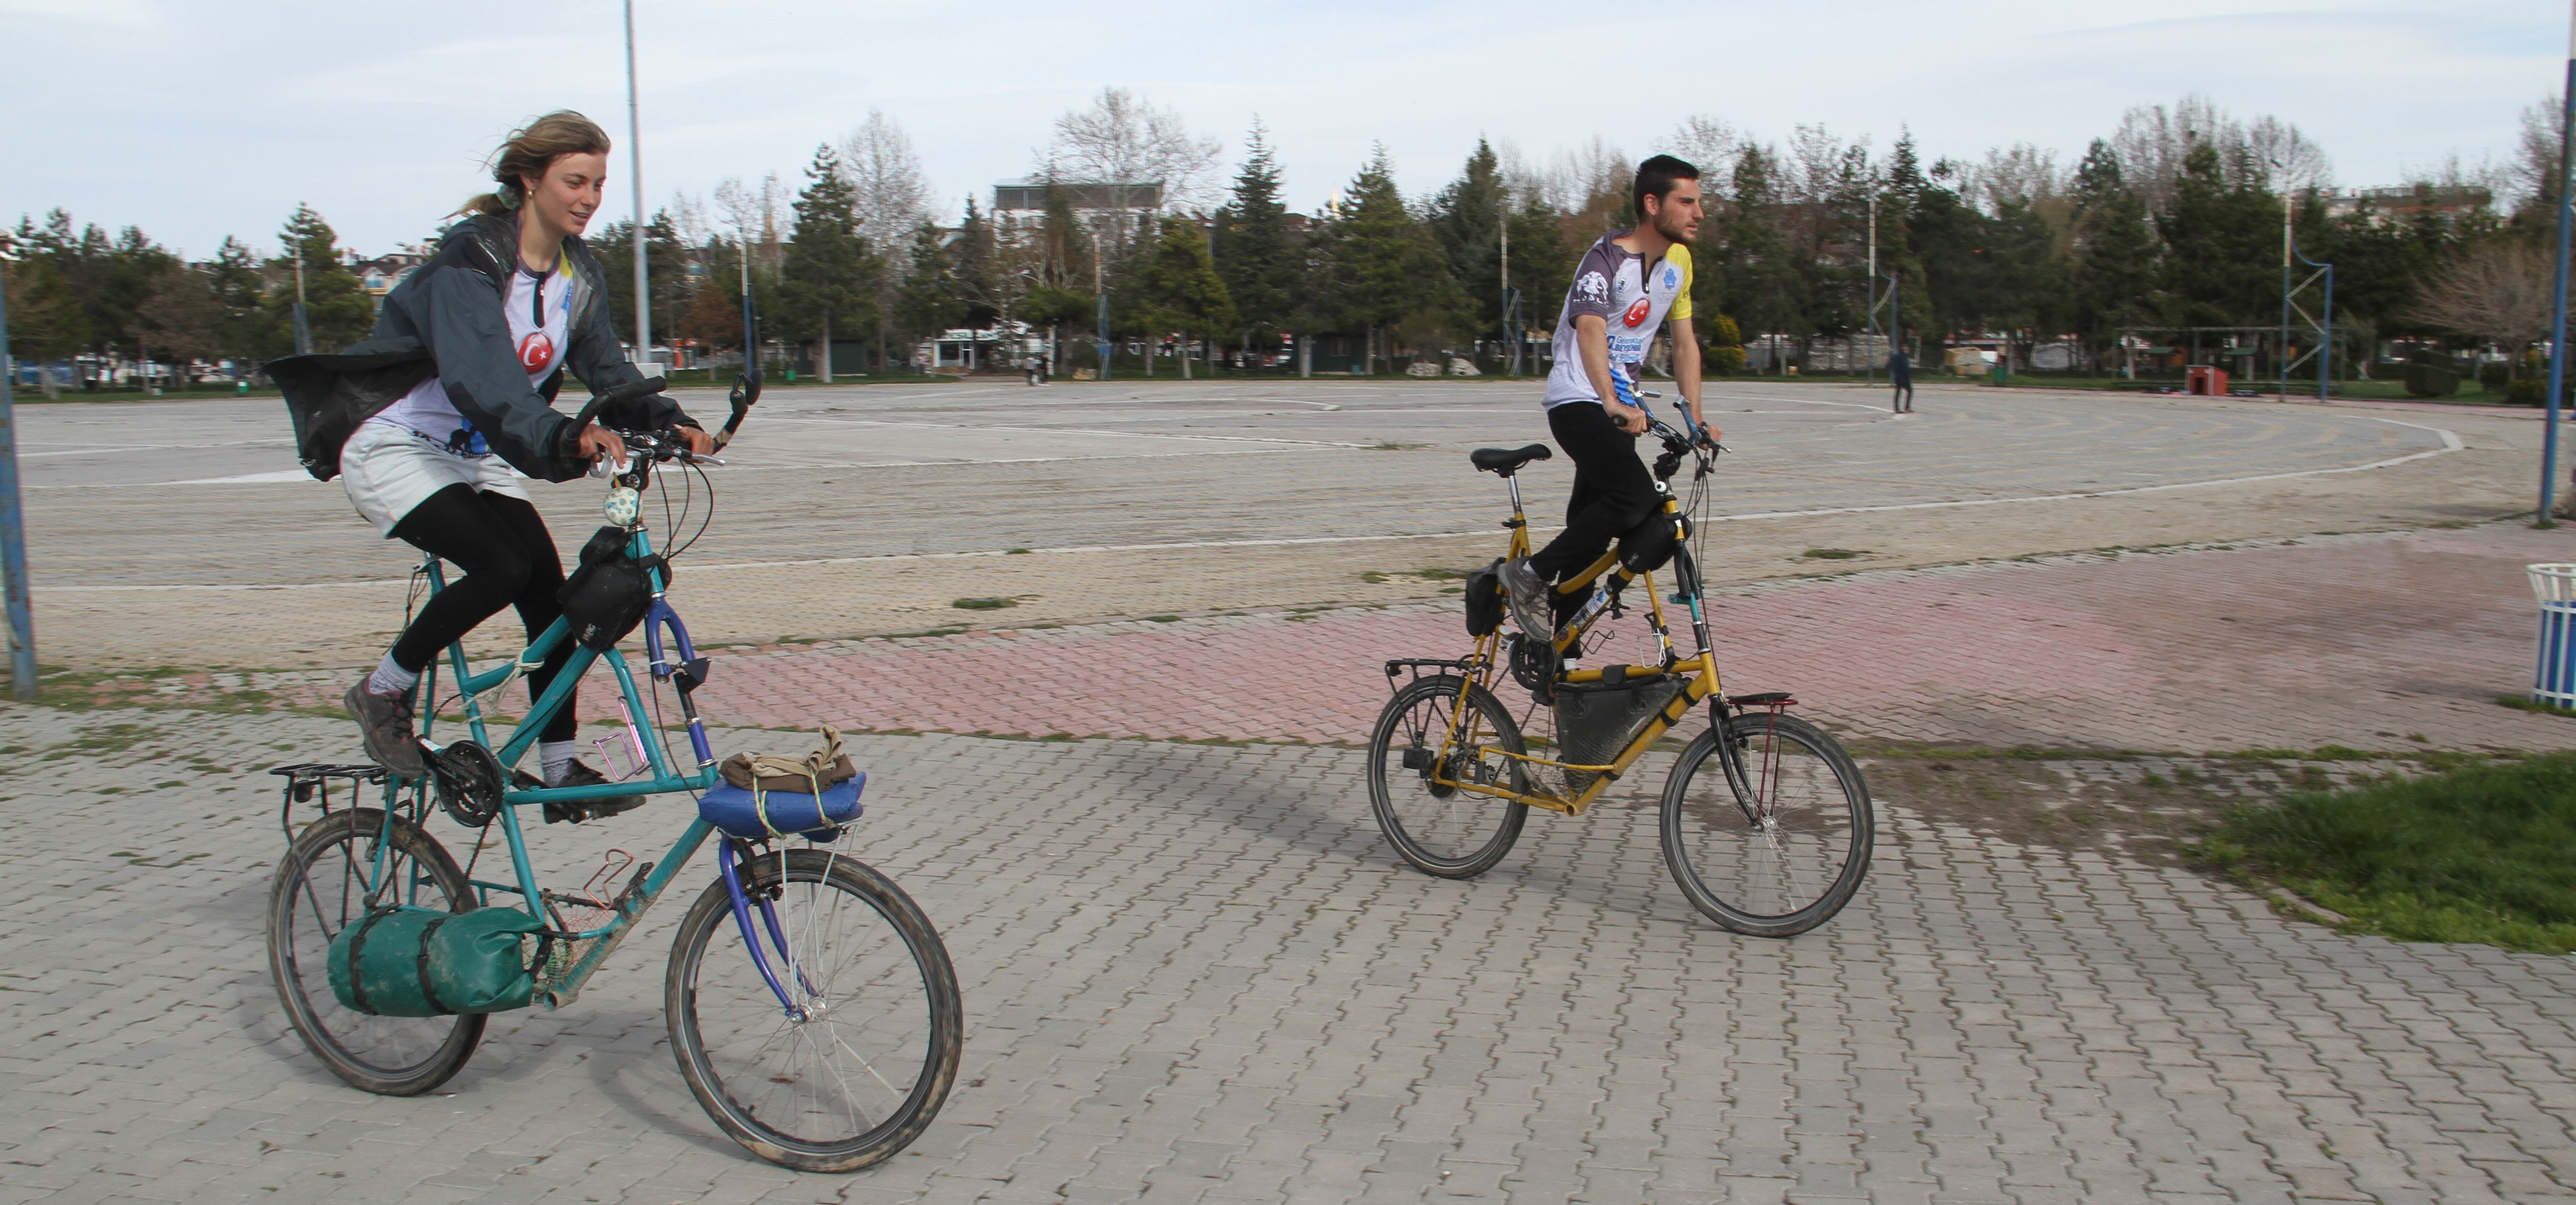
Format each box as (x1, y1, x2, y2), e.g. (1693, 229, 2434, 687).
(269, 763, 388, 845)
(1384, 658, 1475, 697)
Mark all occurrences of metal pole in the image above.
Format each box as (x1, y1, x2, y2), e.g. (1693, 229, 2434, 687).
(0, 252, 37, 698)
(2542, 0, 2576, 523)
(624, 0, 651, 368)
(2277, 182, 2293, 401)
(1866, 193, 1878, 388)
(2319, 261, 2334, 402)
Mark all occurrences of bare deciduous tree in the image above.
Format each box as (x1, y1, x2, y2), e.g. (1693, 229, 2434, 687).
(2111, 94, 2330, 213)
(1038, 87, 1221, 210)
(2514, 93, 2565, 213)
(840, 110, 931, 263)
(2412, 238, 2553, 349)
(714, 173, 786, 274)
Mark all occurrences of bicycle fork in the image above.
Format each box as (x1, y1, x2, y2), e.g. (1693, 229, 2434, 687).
(717, 839, 822, 1022)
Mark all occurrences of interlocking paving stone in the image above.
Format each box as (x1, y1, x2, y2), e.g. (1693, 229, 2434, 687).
(1, 706, 2571, 1203)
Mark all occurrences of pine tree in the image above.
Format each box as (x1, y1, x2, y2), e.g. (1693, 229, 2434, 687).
(778, 144, 880, 375)
(954, 198, 999, 332)
(1123, 220, 1238, 379)
(2159, 141, 2278, 325)
(1508, 194, 1574, 363)
(1430, 139, 1507, 343)
(264, 204, 373, 353)
(1212, 120, 1301, 344)
(1311, 147, 1462, 369)
(894, 221, 964, 357)
(2069, 140, 2159, 350)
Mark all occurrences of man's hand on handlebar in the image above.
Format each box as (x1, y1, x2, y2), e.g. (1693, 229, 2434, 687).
(1605, 400, 1650, 436)
(675, 426, 714, 457)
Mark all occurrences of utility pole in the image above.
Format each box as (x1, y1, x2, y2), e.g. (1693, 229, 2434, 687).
(2543, 0, 2576, 523)
(624, 0, 651, 369)
(292, 253, 312, 356)
(1866, 192, 1878, 387)
(0, 238, 37, 697)
(2277, 176, 2294, 403)
(1499, 216, 1513, 375)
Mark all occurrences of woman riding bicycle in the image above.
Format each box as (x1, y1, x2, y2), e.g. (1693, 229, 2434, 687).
(325, 111, 712, 818)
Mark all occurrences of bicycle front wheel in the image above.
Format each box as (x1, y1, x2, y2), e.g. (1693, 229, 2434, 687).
(666, 848, 963, 1173)
(266, 806, 486, 1095)
(1660, 710, 1873, 937)
(1367, 674, 1530, 879)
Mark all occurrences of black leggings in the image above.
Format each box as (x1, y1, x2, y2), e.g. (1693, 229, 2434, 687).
(387, 485, 577, 742)
(1529, 401, 1658, 583)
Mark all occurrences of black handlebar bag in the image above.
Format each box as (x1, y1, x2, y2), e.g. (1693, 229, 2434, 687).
(557, 525, 667, 651)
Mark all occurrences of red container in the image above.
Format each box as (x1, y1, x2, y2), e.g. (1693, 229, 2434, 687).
(2186, 365, 2229, 395)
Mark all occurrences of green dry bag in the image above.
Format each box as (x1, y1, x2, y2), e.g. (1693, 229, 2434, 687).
(325, 905, 549, 1017)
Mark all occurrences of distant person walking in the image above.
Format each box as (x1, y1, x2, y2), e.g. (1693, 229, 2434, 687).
(1889, 348, 1914, 414)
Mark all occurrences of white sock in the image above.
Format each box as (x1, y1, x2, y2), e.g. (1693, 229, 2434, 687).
(540, 740, 578, 784)
(366, 654, 419, 697)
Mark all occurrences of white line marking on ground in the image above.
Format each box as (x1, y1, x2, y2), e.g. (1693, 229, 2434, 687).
(29, 421, 2462, 592)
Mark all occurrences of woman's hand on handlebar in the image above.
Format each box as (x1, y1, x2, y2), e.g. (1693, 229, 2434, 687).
(675, 426, 715, 457)
(575, 422, 627, 466)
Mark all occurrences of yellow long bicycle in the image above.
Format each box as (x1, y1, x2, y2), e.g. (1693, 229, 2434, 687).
(1368, 412, 1872, 937)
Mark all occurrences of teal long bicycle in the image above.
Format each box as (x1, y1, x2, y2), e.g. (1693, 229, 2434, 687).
(263, 376, 963, 1173)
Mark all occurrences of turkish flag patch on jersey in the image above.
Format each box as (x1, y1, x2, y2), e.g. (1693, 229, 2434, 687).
(518, 331, 557, 374)
(1622, 298, 1653, 328)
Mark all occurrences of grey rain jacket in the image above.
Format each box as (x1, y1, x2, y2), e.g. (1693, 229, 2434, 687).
(267, 211, 697, 482)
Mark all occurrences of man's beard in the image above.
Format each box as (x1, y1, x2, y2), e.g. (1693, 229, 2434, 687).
(1655, 210, 1696, 246)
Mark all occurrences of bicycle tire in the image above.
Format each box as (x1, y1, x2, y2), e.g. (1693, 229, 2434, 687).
(266, 806, 487, 1095)
(1660, 711, 1873, 937)
(666, 848, 963, 1173)
(1367, 675, 1531, 879)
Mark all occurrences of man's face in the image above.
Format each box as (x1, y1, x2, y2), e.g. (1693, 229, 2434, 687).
(1647, 177, 1703, 246)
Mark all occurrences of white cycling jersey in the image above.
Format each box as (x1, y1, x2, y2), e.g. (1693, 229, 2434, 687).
(1541, 231, 1693, 410)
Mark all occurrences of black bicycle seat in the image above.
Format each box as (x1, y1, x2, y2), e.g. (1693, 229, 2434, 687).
(1470, 444, 1552, 476)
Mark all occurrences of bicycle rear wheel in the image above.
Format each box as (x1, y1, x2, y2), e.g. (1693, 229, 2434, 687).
(1367, 675, 1530, 878)
(666, 847, 963, 1173)
(1660, 710, 1873, 937)
(266, 806, 486, 1095)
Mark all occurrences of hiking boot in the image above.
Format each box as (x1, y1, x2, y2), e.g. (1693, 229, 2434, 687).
(542, 761, 645, 824)
(344, 680, 426, 778)
(1498, 557, 1556, 639)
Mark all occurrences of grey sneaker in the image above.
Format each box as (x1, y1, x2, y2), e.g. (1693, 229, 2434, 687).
(344, 680, 426, 778)
(1497, 557, 1556, 638)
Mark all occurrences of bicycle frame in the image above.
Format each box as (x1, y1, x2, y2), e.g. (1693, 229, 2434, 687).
(334, 500, 817, 1018)
(1424, 448, 1730, 816)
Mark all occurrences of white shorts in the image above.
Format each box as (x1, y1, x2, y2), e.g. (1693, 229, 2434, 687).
(339, 419, 531, 538)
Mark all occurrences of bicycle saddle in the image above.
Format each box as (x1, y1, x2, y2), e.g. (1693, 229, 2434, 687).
(1469, 444, 1552, 476)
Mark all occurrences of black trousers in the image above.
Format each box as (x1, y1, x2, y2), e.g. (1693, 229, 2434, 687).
(386, 485, 578, 742)
(1892, 380, 1913, 408)
(1529, 402, 1657, 584)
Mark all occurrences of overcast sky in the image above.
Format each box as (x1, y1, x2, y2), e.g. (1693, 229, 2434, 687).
(2, 0, 2561, 259)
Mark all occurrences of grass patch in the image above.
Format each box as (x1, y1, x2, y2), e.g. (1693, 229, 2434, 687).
(1006, 547, 1032, 555)
(2497, 693, 2576, 719)
(1364, 441, 1428, 451)
(2194, 752, 2576, 953)
(951, 596, 1020, 610)
(1801, 548, 1868, 560)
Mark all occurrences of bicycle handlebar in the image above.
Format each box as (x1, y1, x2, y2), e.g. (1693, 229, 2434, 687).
(569, 375, 669, 438)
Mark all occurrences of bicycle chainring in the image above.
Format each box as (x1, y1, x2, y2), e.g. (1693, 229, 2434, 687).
(1505, 633, 1557, 701)
(428, 740, 505, 827)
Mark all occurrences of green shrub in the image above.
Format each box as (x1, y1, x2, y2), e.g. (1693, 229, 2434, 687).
(1703, 314, 1748, 376)
(2403, 363, 2459, 398)
(2478, 361, 2511, 392)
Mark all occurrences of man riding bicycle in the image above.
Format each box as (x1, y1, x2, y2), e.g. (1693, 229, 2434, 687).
(272, 111, 711, 820)
(1499, 155, 1718, 638)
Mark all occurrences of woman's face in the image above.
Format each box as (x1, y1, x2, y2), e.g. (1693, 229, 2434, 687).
(523, 151, 608, 238)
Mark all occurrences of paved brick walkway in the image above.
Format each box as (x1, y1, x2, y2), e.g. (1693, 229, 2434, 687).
(379, 522, 2563, 757)
(2, 706, 2572, 1204)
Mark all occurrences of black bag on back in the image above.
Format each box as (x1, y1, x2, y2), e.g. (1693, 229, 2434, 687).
(266, 349, 438, 481)
(1462, 557, 1506, 637)
(557, 526, 665, 651)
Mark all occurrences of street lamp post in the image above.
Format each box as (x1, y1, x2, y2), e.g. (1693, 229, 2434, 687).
(624, 0, 651, 369)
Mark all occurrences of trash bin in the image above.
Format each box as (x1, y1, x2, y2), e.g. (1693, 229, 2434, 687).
(2530, 564, 2576, 709)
